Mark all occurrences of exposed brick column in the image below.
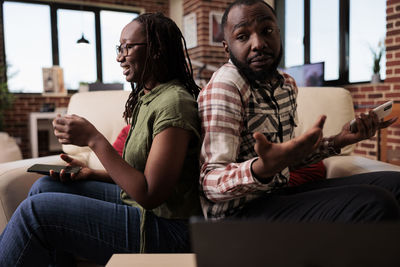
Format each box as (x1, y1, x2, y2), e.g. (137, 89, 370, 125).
(183, 0, 230, 83)
(386, 0, 400, 84)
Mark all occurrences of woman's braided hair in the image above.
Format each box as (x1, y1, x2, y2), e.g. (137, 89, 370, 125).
(123, 12, 200, 122)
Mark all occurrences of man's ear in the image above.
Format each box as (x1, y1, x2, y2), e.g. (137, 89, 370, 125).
(222, 40, 229, 54)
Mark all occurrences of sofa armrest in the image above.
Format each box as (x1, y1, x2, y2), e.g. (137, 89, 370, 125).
(323, 155, 400, 179)
(0, 155, 63, 233)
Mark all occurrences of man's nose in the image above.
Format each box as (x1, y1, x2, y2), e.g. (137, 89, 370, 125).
(250, 34, 267, 51)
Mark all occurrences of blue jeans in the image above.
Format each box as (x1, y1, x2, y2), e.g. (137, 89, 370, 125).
(0, 177, 191, 267)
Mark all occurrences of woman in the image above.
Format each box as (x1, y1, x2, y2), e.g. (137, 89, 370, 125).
(0, 12, 201, 266)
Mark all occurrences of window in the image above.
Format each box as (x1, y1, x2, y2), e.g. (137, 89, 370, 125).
(349, 0, 386, 83)
(3, 2, 52, 92)
(58, 9, 97, 89)
(281, 0, 387, 85)
(284, 0, 304, 68)
(310, 0, 339, 81)
(100, 10, 138, 90)
(2, 1, 139, 93)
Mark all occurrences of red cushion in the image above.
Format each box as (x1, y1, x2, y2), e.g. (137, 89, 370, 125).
(112, 125, 130, 156)
(289, 160, 327, 186)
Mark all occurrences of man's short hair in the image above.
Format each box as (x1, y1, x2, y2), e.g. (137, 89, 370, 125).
(221, 0, 276, 37)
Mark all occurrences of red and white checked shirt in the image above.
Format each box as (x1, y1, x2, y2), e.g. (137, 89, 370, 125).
(198, 62, 339, 220)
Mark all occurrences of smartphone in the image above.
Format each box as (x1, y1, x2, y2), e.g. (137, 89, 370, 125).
(350, 100, 393, 133)
(27, 164, 81, 177)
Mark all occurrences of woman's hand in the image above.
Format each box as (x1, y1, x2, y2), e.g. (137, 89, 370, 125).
(52, 114, 101, 147)
(49, 154, 92, 182)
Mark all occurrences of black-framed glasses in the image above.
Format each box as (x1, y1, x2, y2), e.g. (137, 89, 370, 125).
(116, 43, 147, 56)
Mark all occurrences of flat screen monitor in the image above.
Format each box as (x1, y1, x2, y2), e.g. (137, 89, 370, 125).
(283, 62, 325, 87)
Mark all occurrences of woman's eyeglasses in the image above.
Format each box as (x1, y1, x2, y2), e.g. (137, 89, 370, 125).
(116, 43, 147, 56)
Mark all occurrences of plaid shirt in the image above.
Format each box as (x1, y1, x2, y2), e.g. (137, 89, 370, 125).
(198, 62, 339, 220)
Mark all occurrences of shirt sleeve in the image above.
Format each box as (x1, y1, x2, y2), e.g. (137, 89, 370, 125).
(292, 136, 341, 170)
(282, 72, 341, 170)
(153, 87, 200, 141)
(198, 68, 277, 203)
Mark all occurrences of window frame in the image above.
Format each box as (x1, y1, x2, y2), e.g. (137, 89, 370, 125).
(276, 0, 383, 86)
(0, 0, 141, 89)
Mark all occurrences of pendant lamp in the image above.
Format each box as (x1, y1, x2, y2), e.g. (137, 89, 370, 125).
(77, 5, 89, 44)
(77, 33, 89, 44)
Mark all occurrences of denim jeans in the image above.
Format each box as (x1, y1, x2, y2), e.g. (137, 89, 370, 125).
(0, 176, 190, 267)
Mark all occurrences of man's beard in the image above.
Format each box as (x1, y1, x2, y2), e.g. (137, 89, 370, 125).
(230, 47, 282, 83)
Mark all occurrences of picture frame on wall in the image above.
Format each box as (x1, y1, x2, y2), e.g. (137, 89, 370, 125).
(209, 11, 223, 46)
(42, 66, 66, 96)
(183, 12, 198, 49)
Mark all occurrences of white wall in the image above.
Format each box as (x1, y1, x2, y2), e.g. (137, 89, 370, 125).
(169, 0, 183, 30)
(265, 0, 274, 8)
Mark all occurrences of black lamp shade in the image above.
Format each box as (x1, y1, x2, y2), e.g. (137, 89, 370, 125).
(77, 33, 89, 44)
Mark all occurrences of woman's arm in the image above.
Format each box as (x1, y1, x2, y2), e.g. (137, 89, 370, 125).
(53, 114, 191, 209)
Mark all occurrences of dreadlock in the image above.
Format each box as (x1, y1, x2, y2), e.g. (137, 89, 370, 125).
(123, 12, 201, 123)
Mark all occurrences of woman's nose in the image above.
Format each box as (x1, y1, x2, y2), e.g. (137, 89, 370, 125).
(116, 53, 125, 62)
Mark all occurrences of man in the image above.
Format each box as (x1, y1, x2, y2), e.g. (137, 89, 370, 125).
(198, 0, 400, 221)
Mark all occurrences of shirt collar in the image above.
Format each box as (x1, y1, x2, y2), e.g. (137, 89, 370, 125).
(255, 71, 284, 91)
(138, 79, 179, 105)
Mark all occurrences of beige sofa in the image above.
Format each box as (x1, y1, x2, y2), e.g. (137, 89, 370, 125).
(295, 86, 400, 177)
(0, 90, 131, 234)
(1, 87, 400, 264)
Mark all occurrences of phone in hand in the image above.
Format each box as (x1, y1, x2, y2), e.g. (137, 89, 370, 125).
(350, 100, 393, 133)
(27, 164, 81, 177)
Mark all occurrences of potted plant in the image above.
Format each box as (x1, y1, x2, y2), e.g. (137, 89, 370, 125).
(370, 41, 385, 84)
(0, 64, 22, 162)
(0, 64, 14, 131)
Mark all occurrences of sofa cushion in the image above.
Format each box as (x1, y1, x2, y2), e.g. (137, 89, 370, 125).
(323, 155, 400, 178)
(62, 90, 130, 169)
(289, 161, 326, 186)
(0, 132, 22, 163)
(295, 87, 355, 155)
(112, 125, 131, 156)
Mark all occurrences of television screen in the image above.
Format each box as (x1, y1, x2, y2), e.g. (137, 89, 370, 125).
(283, 62, 325, 87)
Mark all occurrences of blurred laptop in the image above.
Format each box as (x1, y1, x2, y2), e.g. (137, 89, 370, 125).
(88, 82, 123, 91)
(190, 218, 400, 267)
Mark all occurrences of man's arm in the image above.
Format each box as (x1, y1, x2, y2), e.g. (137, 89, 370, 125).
(199, 79, 276, 203)
(333, 110, 397, 150)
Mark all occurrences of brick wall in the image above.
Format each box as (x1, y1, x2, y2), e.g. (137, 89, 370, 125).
(1, 0, 169, 159)
(344, 84, 390, 159)
(344, 0, 400, 160)
(4, 94, 70, 158)
(183, 0, 230, 83)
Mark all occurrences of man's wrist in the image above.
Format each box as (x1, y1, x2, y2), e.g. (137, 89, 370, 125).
(326, 136, 341, 154)
(250, 158, 274, 184)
